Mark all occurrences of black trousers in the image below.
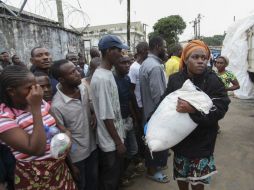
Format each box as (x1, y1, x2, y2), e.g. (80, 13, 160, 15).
(74, 149, 98, 190)
(145, 147, 169, 168)
(98, 148, 124, 190)
(135, 107, 146, 159)
(0, 144, 15, 190)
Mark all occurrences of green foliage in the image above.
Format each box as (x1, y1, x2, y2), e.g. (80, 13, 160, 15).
(149, 15, 186, 49)
(202, 34, 226, 46)
(148, 31, 160, 40)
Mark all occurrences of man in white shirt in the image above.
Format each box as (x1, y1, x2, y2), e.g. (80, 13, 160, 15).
(90, 35, 129, 190)
(129, 42, 149, 109)
(128, 42, 149, 159)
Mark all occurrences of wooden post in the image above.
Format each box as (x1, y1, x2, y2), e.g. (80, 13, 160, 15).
(127, 0, 130, 48)
(56, 0, 64, 27)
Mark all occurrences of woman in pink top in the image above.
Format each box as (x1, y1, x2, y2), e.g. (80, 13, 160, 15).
(0, 66, 76, 189)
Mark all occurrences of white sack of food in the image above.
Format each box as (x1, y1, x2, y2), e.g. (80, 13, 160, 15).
(146, 79, 213, 152)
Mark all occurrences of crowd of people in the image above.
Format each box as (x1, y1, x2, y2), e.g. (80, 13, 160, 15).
(0, 34, 239, 190)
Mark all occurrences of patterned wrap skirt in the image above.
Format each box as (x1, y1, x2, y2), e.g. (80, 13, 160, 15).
(173, 154, 217, 185)
(14, 156, 77, 190)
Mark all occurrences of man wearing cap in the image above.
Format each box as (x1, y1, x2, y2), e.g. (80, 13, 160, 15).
(90, 35, 128, 190)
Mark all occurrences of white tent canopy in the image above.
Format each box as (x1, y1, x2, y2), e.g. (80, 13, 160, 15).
(222, 14, 254, 99)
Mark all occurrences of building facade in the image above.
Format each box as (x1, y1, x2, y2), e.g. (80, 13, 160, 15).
(80, 22, 147, 55)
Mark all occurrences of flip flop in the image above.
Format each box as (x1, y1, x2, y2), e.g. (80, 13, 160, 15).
(146, 171, 170, 183)
(157, 165, 169, 171)
(120, 177, 134, 188)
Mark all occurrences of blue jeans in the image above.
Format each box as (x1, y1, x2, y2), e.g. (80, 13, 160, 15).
(124, 129, 138, 159)
(122, 117, 138, 159)
(74, 149, 98, 190)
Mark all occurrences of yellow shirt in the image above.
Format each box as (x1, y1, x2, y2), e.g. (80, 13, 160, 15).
(165, 56, 181, 78)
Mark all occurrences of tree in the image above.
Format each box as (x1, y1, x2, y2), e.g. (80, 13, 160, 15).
(202, 34, 226, 46)
(149, 15, 186, 49)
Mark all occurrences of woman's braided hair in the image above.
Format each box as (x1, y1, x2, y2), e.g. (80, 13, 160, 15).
(0, 65, 31, 107)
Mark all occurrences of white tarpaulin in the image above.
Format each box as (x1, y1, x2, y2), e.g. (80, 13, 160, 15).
(222, 14, 254, 99)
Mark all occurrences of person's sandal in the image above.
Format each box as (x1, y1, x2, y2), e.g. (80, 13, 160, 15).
(120, 177, 134, 187)
(135, 162, 146, 173)
(157, 165, 168, 171)
(128, 171, 142, 179)
(146, 171, 170, 183)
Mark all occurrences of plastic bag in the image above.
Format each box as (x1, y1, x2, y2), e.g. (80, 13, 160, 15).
(145, 79, 213, 152)
(50, 133, 71, 159)
(44, 125, 60, 140)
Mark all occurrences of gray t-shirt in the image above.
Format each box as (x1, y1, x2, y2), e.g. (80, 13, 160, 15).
(51, 83, 97, 163)
(139, 53, 166, 121)
(90, 67, 125, 152)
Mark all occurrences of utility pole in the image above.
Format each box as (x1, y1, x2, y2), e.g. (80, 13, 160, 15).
(197, 14, 201, 39)
(195, 18, 198, 39)
(190, 19, 197, 39)
(190, 14, 203, 39)
(127, 0, 130, 48)
(56, 0, 64, 27)
(143, 23, 147, 42)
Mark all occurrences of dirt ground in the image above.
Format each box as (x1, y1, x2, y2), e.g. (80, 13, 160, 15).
(127, 97, 254, 190)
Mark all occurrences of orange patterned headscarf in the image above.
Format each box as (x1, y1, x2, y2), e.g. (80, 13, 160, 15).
(179, 40, 210, 70)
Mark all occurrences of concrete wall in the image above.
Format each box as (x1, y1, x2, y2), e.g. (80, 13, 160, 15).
(0, 15, 84, 65)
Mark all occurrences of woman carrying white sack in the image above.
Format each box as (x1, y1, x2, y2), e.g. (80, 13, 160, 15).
(160, 40, 230, 190)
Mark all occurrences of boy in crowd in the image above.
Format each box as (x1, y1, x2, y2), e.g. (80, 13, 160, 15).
(34, 71, 53, 103)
